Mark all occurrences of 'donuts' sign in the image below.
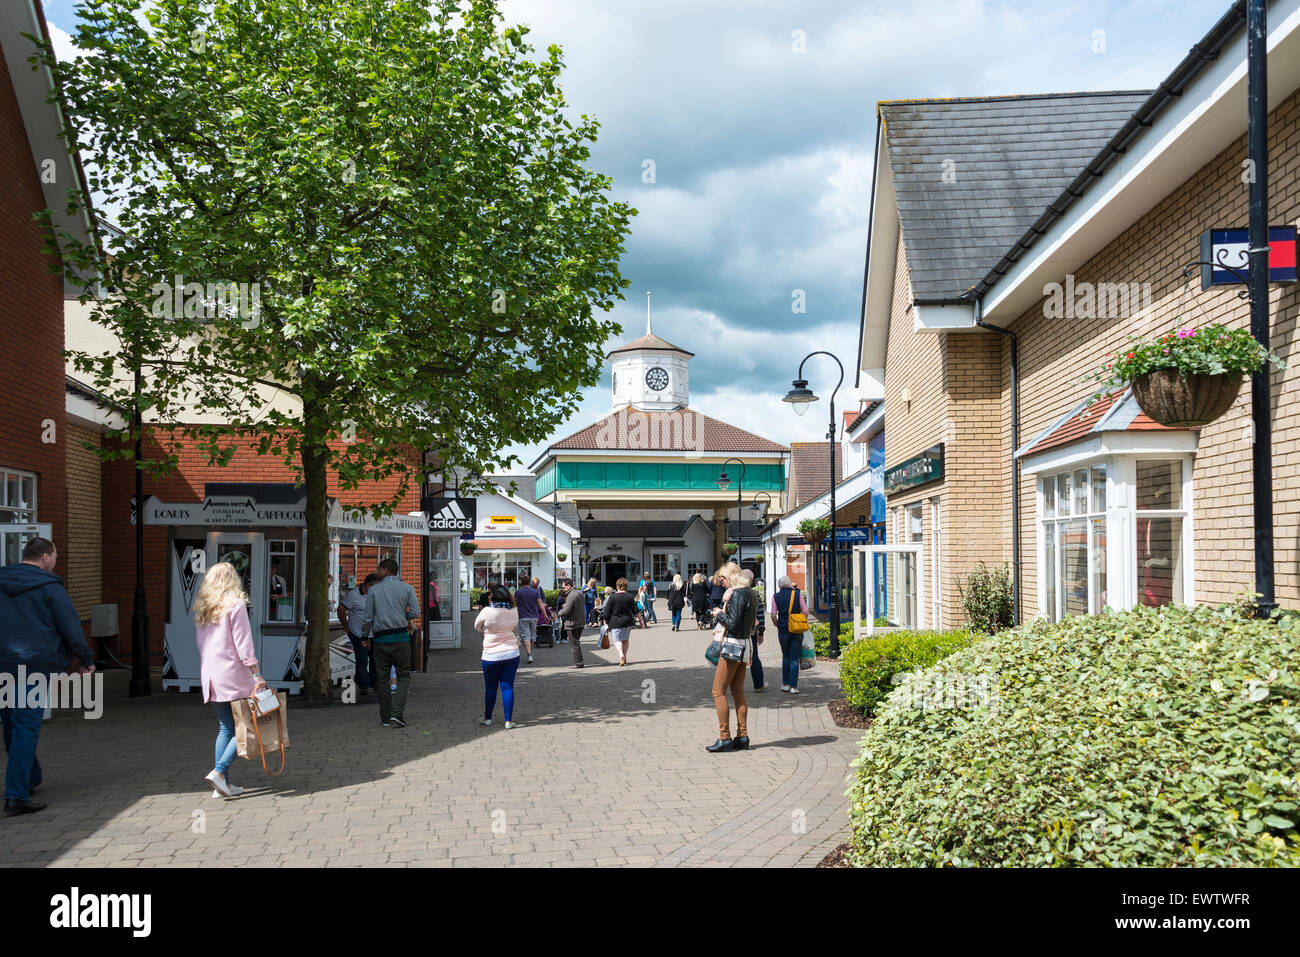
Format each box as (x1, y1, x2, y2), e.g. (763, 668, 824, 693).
(884, 444, 944, 494)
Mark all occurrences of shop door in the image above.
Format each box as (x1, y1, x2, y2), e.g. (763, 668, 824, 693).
(207, 532, 266, 656)
(426, 536, 460, 649)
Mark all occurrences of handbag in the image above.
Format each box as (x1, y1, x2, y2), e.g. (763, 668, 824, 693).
(233, 690, 289, 776)
(786, 589, 810, 634)
(599, 625, 611, 650)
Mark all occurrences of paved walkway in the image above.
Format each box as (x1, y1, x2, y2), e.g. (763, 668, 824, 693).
(0, 616, 863, 867)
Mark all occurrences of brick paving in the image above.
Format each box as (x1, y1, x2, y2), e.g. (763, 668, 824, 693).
(0, 618, 863, 867)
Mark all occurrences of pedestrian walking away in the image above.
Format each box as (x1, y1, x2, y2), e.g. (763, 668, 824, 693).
(475, 584, 522, 728)
(0, 538, 96, 815)
(557, 578, 587, 666)
(705, 563, 756, 754)
(689, 572, 710, 629)
(513, 574, 543, 664)
(772, 576, 810, 693)
(666, 573, 686, 631)
(602, 578, 638, 666)
(337, 573, 379, 694)
(640, 572, 658, 623)
(742, 569, 766, 692)
(362, 558, 421, 728)
(192, 561, 268, 799)
(583, 577, 599, 624)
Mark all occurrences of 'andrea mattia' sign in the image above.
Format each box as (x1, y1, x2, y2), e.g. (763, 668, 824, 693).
(884, 444, 944, 494)
(1199, 226, 1298, 289)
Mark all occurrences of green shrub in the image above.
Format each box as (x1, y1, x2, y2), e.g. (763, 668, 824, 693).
(543, 588, 560, 606)
(847, 603, 1300, 867)
(811, 620, 854, 657)
(959, 562, 1014, 633)
(838, 629, 976, 715)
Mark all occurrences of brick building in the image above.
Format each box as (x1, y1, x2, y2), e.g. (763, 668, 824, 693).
(855, 0, 1300, 631)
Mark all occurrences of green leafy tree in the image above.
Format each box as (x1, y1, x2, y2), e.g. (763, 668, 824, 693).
(42, 0, 633, 701)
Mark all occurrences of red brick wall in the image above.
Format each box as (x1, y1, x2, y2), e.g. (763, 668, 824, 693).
(101, 427, 424, 662)
(0, 42, 69, 575)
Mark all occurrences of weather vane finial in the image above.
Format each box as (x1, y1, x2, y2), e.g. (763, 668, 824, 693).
(646, 290, 652, 336)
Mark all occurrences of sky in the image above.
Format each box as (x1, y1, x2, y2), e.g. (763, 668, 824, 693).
(43, 0, 1234, 472)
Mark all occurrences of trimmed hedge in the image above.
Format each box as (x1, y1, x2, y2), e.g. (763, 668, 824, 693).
(469, 586, 561, 608)
(838, 629, 976, 715)
(847, 603, 1300, 867)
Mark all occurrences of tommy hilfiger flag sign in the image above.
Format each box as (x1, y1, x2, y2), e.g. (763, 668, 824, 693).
(1199, 226, 1298, 289)
(422, 496, 477, 534)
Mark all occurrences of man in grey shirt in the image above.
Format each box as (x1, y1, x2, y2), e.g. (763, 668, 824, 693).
(362, 558, 420, 728)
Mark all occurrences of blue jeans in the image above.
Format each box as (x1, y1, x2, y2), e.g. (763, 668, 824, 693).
(1, 680, 43, 801)
(778, 630, 800, 688)
(351, 633, 374, 690)
(482, 656, 520, 722)
(213, 701, 238, 777)
(750, 637, 764, 689)
(644, 598, 657, 623)
(671, 607, 682, 628)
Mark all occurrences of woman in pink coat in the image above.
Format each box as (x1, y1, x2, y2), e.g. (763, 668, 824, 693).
(193, 562, 267, 798)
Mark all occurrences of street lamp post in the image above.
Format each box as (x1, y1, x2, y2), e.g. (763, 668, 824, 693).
(784, 351, 845, 659)
(550, 496, 562, 586)
(716, 457, 746, 566)
(129, 362, 150, 696)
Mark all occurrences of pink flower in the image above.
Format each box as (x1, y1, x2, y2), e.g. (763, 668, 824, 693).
(1177, 327, 1195, 339)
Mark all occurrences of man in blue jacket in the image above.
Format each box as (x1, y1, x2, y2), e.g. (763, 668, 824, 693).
(0, 537, 96, 815)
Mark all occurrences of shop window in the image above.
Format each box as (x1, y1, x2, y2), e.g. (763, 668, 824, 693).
(267, 540, 297, 622)
(651, 552, 680, 581)
(1135, 460, 1184, 608)
(686, 561, 709, 579)
(0, 468, 38, 566)
(473, 557, 534, 588)
(1040, 465, 1106, 622)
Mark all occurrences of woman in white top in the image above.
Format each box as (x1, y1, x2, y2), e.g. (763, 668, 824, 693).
(474, 583, 521, 728)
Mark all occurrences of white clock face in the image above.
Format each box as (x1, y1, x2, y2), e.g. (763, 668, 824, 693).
(645, 366, 669, 391)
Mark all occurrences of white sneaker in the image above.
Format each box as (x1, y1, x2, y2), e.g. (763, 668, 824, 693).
(528, 656, 534, 664)
(204, 769, 232, 797)
(478, 717, 492, 726)
(212, 785, 245, 798)
(789, 687, 800, 695)
(504, 721, 519, 730)
(781, 684, 790, 692)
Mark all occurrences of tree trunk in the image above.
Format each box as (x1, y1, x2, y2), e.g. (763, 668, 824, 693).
(301, 402, 333, 705)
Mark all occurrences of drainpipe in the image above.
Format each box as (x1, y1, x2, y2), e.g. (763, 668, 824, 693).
(975, 298, 1021, 626)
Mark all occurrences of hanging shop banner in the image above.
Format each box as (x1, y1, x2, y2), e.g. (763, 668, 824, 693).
(884, 444, 944, 494)
(1199, 226, 1298, 288)
(422, 496, 477, 535)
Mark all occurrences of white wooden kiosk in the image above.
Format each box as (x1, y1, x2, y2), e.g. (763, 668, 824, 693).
(144, 486, 431, 693)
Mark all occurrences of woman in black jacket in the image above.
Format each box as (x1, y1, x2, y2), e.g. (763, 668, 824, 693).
(666, 574, 687, 631)
(601, 577, 639, 666)
(707, 563, 756, 753)
(689, 573, 710, 629)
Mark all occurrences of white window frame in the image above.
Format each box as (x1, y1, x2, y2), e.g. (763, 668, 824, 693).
(0, 467, 40, 567)
(852, 542, 926, 639)
(1031, 452, 1194, 620)
(930, 497, 942, 631)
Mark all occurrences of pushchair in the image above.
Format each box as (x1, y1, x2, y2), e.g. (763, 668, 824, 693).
(535, 605, 556, 647)
(635, 596, 648, 629)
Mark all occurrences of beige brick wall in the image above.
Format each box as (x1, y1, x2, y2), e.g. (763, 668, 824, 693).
(65, 421, 102, 620)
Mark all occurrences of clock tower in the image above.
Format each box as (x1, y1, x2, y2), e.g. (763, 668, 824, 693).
(608, 292, 692, 412)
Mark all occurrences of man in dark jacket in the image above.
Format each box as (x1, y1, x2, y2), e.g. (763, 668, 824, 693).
(0, 538, 96, 815)
(557, 579, 587, 668)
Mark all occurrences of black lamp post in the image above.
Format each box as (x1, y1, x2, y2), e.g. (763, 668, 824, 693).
(784, 351, 845, 659)
(716, 458, 746, 565)
(550, 497, 562, 585)
(129, 362, 150, 697)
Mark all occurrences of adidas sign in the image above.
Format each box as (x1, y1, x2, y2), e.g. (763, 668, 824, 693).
(425, 497, 475, 532)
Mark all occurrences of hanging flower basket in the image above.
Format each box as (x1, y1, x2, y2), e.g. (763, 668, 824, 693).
(1130, 369, 1243, 428)
(721, 543, 739, 557)
(798, 518, 831, 548)
(1086, 323, 1283, 429)
(459, 542, 478, 557)
(556, 552, 567, 563)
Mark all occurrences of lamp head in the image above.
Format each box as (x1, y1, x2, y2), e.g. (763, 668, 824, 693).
(715, 471, 731, 491)
(784, 378, 817, 416)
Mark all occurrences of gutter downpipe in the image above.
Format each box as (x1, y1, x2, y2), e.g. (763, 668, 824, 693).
(975, 296, 1021, 626)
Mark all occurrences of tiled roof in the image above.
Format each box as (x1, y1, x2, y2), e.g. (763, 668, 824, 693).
(468, 538, 545, 551)
(606, 333, 694, 357)
(880, 92, 1152, 301)
(790, 441, 843, 509)
(1015, 388, 1182, 459)
(547, 407, 786, 453)
(846, 399, 882, 434)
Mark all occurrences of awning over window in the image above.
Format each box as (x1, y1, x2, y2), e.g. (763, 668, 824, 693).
(1016, 388, 1182, 459)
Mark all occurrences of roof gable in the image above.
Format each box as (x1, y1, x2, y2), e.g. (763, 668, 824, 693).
(880, 92, 1151, 301)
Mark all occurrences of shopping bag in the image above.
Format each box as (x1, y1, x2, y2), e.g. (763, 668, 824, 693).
(799, 632, 816, 671)
(232, 691, 289, 775)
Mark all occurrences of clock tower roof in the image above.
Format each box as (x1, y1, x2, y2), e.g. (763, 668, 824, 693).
(605, 332, 693, 358)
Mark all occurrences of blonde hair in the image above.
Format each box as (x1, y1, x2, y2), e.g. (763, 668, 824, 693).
(193, 562, 248, 626)
(672, 573, 683, 587)
(718, 561, 747, 589)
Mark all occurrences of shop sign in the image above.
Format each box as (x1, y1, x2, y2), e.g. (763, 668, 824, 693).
(422, 496, 476, 534)
(884, 444, 944, 494)
(1199, 226, 1298, 288)
(484, 514, 521, 531)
